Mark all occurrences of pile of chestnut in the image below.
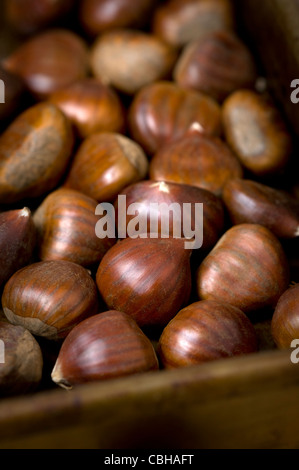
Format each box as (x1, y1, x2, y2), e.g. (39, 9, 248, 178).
(0, 0, 299, 396)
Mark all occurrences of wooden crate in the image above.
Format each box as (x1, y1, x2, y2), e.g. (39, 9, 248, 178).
(0, 349, 298, 449)
(0, 0, 299, 449)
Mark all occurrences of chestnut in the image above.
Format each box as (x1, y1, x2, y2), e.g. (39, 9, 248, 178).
(96, 237, 192, 328)
(196, 224, 290, 314)
(149, 128, 243, 196)
(90, 29, 177, 95)
(128, 81, 222, 155)
(2, 260, 99, 340)
(80, 0, 156, 37)
(222, 178, 299, 239)
(174, 31, 257, 102)
(51, 310, 159, 389)
(4, 0, 75, 35)
(0, 102, 74, 204)
(64, 132, 148, 202)
(114, 180, 225, 252)
(271, 284, 299, 349)
(33, 188, 116, 267)
(3, 29, 90, 100)
(158, 300, 258, 369)
(222, 90, 292, 177)
(152, 0, 235, 48)
(0, 321, 43, 396)
(48, 78, 126, 139)
(0, 207, 36, 288)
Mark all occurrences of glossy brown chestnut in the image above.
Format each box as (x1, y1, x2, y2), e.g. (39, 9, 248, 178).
(174, 31, 257, 102)
(51, 310, 159, 389)
(0, 321, 43, 396)
(64, 132, 149, 202)
(152, 0, 235, 48)
(96, 237, 192, 328)
(0, 207, 36, 287)
(80, 0, 156, 36)
(114, 180, 225, 252)
(128, 81, 222, 155)
(196, 224, 290, 313)
(0, 102, 74, 204)
(222, 90, 292, 176)
(222, 178, 299, 239)
(2, 260, 99, 340)
(48, 78, 125, 139)
(149, 128, 243, 196)
(3, 29, 89, 100)
(271, 283, 299, 349)
(159, 300, 258, 368)
(4, 0, 75, 35)
(33, 188, 116, 267)
(90, 29, 177, 96)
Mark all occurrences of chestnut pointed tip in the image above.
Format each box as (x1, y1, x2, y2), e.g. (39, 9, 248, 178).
(188, 122, 205, 135)
(19, 207, 31, 218)
(51, 362, 73, 390)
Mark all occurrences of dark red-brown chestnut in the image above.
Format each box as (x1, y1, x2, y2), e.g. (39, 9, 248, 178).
(149, 127, 243, 196)
(271, 283, 299, 349)
(158, 300, 258, 368)
(128, 81, 222, 156)
(4, 0, 75, 35)
(96, 237, 192, 328)
(222, 178, 299, 239)
(48, 78, 125, 139)
(174, 30, 257, 102)
(0, 207, 36, 287)
(80, 0, 156, 37)
(2, 260, 99, 340)
(196, 224, 290, 313)
(51, 310, 159, 389)
(33, 188, 116, 267)
(3, 29, 89, 100)
(152, 0, 235, 48)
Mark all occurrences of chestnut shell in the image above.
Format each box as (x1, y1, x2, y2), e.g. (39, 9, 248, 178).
(33, 188, 116, 267)
(271, 283, 299, 349)
(159, 300, 258, 368)
(0, 208, 36, 287)
(96, 237, 192, 328)
(2, 260, 99, 340)
(0, 321, 43, 396)
(128, 81, 222, 155)
(222, 90, 292, 177)
(51, 310, 159, 388)
(196, 224, 290, 313)
(0, 102, 74, 204)
(149, 130, 243, 196)
(222, 178, 299, 239)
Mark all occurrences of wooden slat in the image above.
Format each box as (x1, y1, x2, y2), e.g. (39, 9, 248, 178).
(0, 349, 298, 449)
